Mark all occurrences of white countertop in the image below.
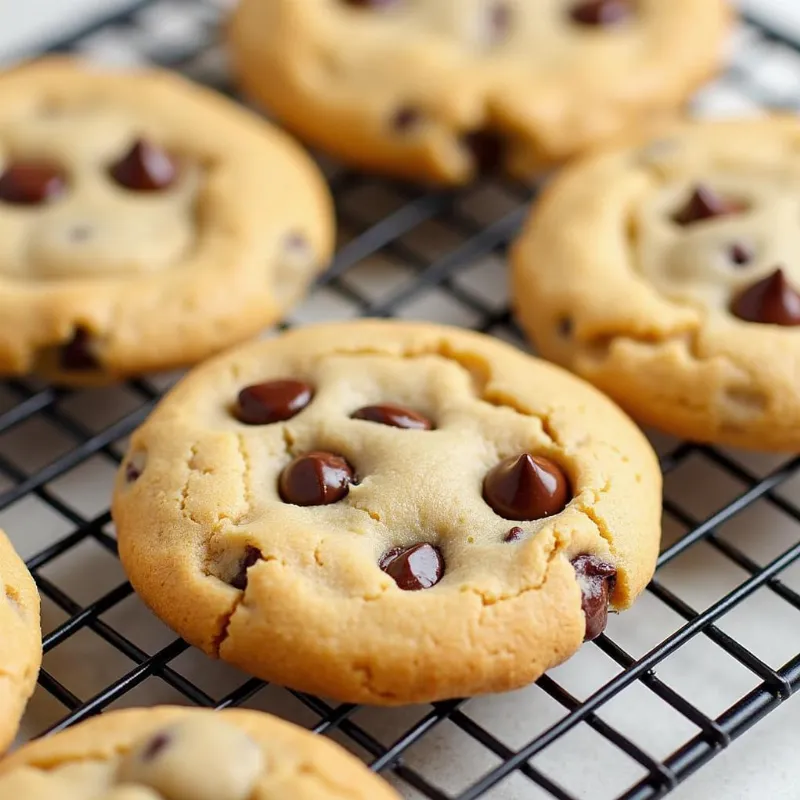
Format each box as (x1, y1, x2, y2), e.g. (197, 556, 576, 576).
(0, 2, 797, 800)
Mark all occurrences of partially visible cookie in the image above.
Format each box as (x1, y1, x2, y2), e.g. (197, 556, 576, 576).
(0, 58, 334, 384)
(228, 0, 730, 184)
(113, 320, 660, 704)
(0, 529, 41, 753)
(513, 117, 800, 451)
(0, 706, 400, 798)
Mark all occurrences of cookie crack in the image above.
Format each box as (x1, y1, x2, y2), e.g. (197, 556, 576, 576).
(178, 445, 203, 526)
(236, 433, 253, 525)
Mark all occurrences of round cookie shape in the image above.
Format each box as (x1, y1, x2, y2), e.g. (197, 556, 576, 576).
(228, 0, 730, 184)
(0, 530, 42, 753)
(113, 320, 660, 704)
(0, 706, 400, 799)
(512, 117, 800, 451)
(0, 58, 334, 384)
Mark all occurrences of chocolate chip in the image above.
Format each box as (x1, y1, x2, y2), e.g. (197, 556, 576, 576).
(59, 328, 100, 371)
(462, 129, 505, 174)
(571, 554, 616, 641)
(351, 403, 432, 430)
(235, 380, 313, 425)
(230, 545, 263, 591)
(142, 732, 171, 762)
(673, 184, 743, 226)
(380, 543, 444, 590)
(110, 138, 177, 191)
(731, 268, 800, 326)
(483, 453, 570, 521)
(392, 106, 423, 132)
(125, 453, 146, 483)
(728, 241, 754, 267)
(570, 0, 632, 25)
(279, 451, 354, 506)
(0, 161, 66, 205)
(504, 526, 525, 542)
(557, 315, 574, 338)
(488, 2, 512, 42)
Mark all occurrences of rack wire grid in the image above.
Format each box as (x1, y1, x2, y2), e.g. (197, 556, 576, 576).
(3, 2, 799, 799)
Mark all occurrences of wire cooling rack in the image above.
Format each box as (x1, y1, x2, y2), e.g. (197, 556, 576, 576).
(3, 2, 799, 798)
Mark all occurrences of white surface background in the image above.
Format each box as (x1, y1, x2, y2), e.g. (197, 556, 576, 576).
(0, 2, 797, 800)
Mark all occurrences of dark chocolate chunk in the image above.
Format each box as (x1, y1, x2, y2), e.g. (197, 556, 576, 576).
(392, 106, 423, 132)
(731, 268, 800, 326)
(125, 458, 143, 483)
(570, 0, 632, 26)
(59, 328, 100, 371)
(380, 543, 444, 590)
(461, 129, 505, 174)
(483, 453, 570, 521)
(504, 526, 525, 543)
(142, 732, 171, 762)
(235, 380, 313, 425)
(571, 554, 617, 641)
(351, 403, 432, 430)
(279, 451, 354, 506)
(110, 138, 177, 191)
(673, 184, 743, 226)
(728, 241, 754, 266)
(230, 545, 264, 591)
(0, 161, 66, 205)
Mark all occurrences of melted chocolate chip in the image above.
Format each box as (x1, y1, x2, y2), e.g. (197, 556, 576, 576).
(462, 129, 505, 174)
(570, 0, 632, 25)
(392, 106, 423, 132)
(230, 546, 263, 591)
(483, 453, 570, 521)
(0, 161, 66, 205)
(381, 543, 444, 590)
(279, 451, 354, 506)
(731, 268, 800, 326)
(125, 459, 143, 483)
(571, 554, 616, 641)
(59, 328, 100, 371)
(351, 403, 432, 430)
(142, 732, 171, 762)
(673, 184, 743, 226)
(729, 241, 754, 267)
(504, 526, 524, 542)
(235, 380, 313, 425)
(557, 315, 574, 338)
(488, 2, 512, 42)
(110, 138, 177, 191)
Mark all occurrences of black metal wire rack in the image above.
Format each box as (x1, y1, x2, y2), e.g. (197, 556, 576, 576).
(4, 2, 800, 798)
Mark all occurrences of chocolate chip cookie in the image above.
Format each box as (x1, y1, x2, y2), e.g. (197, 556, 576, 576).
(0, 58, 334, 384)
(0, 706, 399, 798)
(512, 117, 800, 451)
(113, 321, 660, 704)
(228, 0, 730, 184)
(0, 530, 41, 753)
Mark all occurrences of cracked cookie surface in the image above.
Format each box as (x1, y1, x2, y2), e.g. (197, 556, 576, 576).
(0, 529, 41, 753)
(228, 0, 730, 184)
(513, 117, 800, 451)
(113, 321, 660, 704)
(0, 706, 399, 798)
(0, 58, 334, 384)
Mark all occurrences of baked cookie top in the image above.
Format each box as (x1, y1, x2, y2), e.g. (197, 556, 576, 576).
(113, 321, 660, 704)
(228, 0, 730, 183)
(513, 117, 800, 451)
(0, 58, 333, 383)
(0, 706, 399, 799)
(0, 529, 41, 753)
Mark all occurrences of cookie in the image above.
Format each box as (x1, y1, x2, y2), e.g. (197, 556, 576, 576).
(112, 320, 660, 704)
(0, 58, 334, 384)
(0, 706, 400, 798)
(0, 529, 41, 753)
(512, 117, 800, 451)
(228, 0, 730, 184)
